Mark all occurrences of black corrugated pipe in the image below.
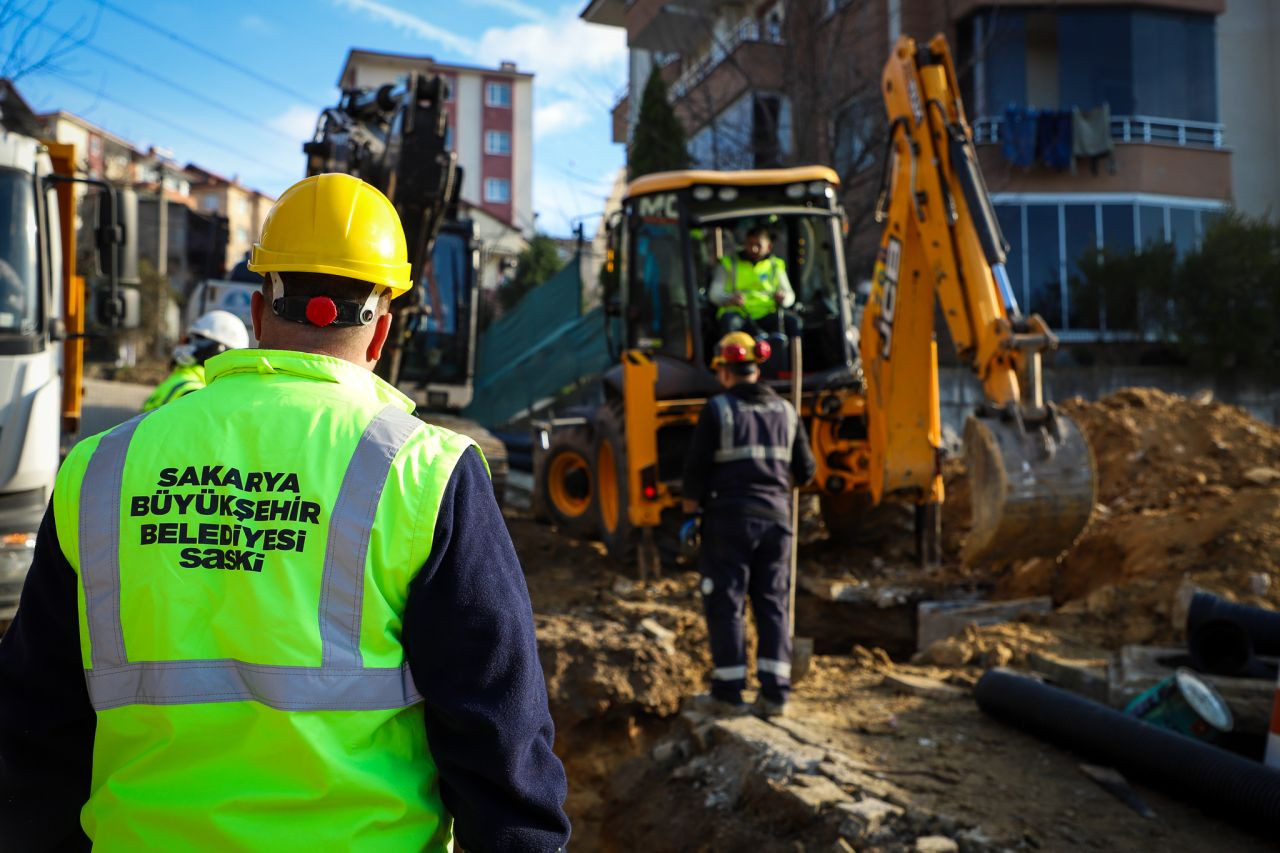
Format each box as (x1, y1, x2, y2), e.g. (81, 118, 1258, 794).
(1187, 593, 1280, 655)
(974, 669, 1280, 830)
(1187, 593, 1280, 678)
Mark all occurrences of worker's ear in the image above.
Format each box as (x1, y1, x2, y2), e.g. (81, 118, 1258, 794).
(250, 291, 264, 341)
(366, 312, 392, 364)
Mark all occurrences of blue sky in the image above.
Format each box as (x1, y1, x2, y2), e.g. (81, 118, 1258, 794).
(9, 0, 627, 236)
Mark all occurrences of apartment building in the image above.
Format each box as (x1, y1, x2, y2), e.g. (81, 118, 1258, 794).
(337, 49, 535, 237)
(184, 165, 274, 274)
(37, 108, 229, 283)
(584, 0, 1280, 338)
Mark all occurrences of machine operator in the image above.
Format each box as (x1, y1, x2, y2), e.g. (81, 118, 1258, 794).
(681, 331, 816, 718)
(709, 226, 802, 341)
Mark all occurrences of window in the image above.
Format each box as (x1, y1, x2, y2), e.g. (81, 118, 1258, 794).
(1063, 205, 1098, 329)
(994, 196, 1222, 333)
(201, 195, 219, 212)
(443, 75, 455, 102)
(483, 178, 510, 203)
(0, 168, 40, 333)
(485, 130, 511, 155)
(235, 227, 250, 245)
(444, 125, 454, 152)
(485, 81, 511, 108)
(832, 97, 874, 176)
(1025, 205, 1062, 328)
(628, 220, 690, 360)
(960, 8, 1217, 123)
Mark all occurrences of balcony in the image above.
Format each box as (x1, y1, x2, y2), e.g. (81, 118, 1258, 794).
(668, 18, 783, 102)
(972, 114, 1226, 149)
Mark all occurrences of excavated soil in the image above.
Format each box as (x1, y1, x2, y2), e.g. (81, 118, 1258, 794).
(997, 388, 1280, 649)
(518, 387, 1279, 850)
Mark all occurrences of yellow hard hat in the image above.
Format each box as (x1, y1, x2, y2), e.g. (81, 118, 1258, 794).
(247, 173, 412, 298)
(711, 330, 771, 367)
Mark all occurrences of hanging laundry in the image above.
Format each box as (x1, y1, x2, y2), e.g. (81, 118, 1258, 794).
(1036, 109, 1073, 171)
(1001, 105, 1036, 167)
(1072, 102, 1113, 158)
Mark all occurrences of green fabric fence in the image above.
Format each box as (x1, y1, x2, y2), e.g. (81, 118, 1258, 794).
(464, 256, 612, 428)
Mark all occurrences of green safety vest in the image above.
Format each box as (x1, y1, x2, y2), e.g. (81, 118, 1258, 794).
(718, 255, 786, 320)
(141, 363, 205, 411)
(54, 348, 478, 851)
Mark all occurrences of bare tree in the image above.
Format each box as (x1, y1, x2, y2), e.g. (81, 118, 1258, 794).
(665, 2, 892, 273)
(1, 0, 99, 82)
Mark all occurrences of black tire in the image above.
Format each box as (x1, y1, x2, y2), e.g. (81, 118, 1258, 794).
(532, 426, 597, 537)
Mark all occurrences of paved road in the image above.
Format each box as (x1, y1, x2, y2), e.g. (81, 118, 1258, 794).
(77, 378, 152, 439)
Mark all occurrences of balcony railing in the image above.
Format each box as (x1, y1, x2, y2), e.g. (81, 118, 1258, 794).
(668, 18, 783, 102)
(972, 114, 1225, 149)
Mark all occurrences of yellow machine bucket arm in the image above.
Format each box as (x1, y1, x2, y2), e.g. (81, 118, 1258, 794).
(861, 34, 1096, 564)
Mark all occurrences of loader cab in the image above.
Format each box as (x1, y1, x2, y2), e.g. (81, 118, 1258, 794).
(606, 168, 857, 395)
(397, 219, 481, 410)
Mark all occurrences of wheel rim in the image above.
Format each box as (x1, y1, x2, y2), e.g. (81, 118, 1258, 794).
(547, 451, 592, 519)
(597, 439, 619, 533)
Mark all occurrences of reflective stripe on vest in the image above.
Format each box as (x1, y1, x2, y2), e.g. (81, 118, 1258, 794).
(710, 394, 797, 464)
(79, 404, 424, 712)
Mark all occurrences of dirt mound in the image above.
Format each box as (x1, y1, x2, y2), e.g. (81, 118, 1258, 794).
(985, 388, 1280, 647)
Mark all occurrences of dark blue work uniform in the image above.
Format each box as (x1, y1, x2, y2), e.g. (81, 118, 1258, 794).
(682, 382, 817, 705)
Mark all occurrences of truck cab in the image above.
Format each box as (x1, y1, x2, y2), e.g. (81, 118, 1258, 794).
(0, 130, 67, 618)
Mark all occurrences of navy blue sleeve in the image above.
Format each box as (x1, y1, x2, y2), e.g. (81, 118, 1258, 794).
(404, 447, 570, 853)
(0, 505, 94, 852)
(681, 406, 719, 507)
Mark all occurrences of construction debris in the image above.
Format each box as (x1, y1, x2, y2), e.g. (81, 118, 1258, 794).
(506, 387, 1280, 849)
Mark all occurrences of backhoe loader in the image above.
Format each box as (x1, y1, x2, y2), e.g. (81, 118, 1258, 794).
(532, 34, 1095, 570)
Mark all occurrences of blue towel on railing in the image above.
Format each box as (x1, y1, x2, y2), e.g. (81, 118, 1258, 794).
(1001, 106, 1036, 167)
(1036, 109, 1073, 170)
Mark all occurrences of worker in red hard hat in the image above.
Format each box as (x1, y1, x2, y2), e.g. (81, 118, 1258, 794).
(681, 331, 816, 718)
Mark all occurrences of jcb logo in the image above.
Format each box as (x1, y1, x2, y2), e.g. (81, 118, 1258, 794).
(875, 237, 901, 360)
(637, 193, 679, 221)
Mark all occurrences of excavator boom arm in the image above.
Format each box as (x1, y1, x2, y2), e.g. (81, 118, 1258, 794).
(861, 35, 1096, 564)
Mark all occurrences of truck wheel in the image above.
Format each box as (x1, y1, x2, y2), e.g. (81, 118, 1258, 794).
(593, 404, 637, 564)
(533, 427, 596, 536)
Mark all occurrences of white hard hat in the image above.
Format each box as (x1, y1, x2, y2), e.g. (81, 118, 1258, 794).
(189, 310, 250, 350)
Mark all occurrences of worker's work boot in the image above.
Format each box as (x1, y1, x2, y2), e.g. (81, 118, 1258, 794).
(685, 693, 750, 718)
(751, 695, 788, 719)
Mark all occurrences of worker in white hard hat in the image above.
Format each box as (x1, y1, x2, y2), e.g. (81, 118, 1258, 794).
(141, 309, 250, 411)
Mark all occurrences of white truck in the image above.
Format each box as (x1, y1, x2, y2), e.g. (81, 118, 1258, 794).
(0, 123, 130, 622)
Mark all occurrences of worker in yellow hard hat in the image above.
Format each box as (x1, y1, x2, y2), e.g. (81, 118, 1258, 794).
(0, 173, 570, 851)
(680, 331, 816, 719)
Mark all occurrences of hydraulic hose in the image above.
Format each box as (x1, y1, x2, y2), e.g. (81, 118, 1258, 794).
(975, 669, 1280, 830)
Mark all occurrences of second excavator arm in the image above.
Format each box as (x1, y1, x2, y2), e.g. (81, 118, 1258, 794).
(860, 34, 1096, 564)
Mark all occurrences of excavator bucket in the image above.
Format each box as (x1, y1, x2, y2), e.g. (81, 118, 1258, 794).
(963, 408, 1096, 564)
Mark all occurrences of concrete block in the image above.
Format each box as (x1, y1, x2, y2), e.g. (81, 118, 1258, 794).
(883, 671, 967, 700)
(1026, 650, 1109, 702)
(916, 597, 1052, 651)
(710, 715, 827, 778)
